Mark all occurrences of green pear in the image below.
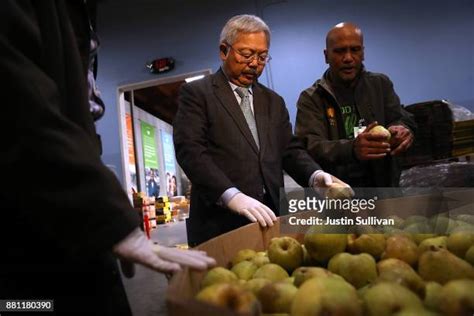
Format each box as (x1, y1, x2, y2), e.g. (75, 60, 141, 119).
(251, 251, 270, 267)
(392, 308, 441, 316)
(418, 248, 474, 284)
(383, 227, 413, 240)
(402, 215, 428, 228)
(244, 278, 272, 295)
(418, 236, 448, 254)
(267, 236, 304, 273)
(195, 283, 261, 315)
(281, 277, 295, 285)
(231, 260, 259, 281)
(439, 279, 474, 315)
(387, 215, 405, 228)
(252, 263, 289, 282)
(465, 245, 474, 265)
(368, 125, 391, 141)
(291, 266, 340, 287)
(231, 249, 257, 267)
(357, 284, 371, 299)
(447, 229, 474, 258)
(301, 244, 318, 266)
(201, 267, 238, 288)
(326, 182, 353, 199)
(362, 282, 424, 316)
(347, 233, 386, 259)
(291, 277, 363, 316)
(430, 214, 458, 235)
(376, 258, 425, 298)
(404, 222, 436, 244)
(328, 252, 377, 289)
(423, 281, 443, 312)
(257, 282, 298, 313)
(382, 235, 419, 266)
(304, 225, 347, 264)
(455, 214, 474, 225)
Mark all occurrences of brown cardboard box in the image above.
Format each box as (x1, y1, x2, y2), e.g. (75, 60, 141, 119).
(166, 189, 474, 315)
(166, 216, 300, 316)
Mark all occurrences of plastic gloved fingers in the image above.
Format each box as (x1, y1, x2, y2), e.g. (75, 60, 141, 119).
(248, 208, 268, 227)
(322, 173, 333, 186)
(148, 257, 182, 274)
(254, 206, 274, 227)
(239, 209, 258, 223)
(259, 203, 277, 221)
(169, 249, 216, 267)
(156, 248, 215, 270)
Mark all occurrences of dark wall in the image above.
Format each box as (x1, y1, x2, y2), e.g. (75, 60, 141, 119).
(96, 0, 474, 182)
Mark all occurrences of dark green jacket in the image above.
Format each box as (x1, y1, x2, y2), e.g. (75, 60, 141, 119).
(295, 68, 416, 187)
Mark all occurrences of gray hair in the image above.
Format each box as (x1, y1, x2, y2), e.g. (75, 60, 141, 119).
(219, 14, 271, 47)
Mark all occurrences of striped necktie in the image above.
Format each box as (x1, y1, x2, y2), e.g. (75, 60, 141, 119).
(235, 87, 260, 149)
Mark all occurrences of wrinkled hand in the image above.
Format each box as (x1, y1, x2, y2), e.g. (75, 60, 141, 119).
(227, 192, 277, 227)
(353, 122, 391, 160)
(388, 125, 413, 156)
(312, 170, 354, 198)
(113, 228, 216, 277)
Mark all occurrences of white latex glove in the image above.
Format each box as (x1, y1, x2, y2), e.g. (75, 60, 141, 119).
(227, 192, 277, 227)
(312, 170, 355, 198)
(113, 228, 216, 277)
(313, 170, 334, 187)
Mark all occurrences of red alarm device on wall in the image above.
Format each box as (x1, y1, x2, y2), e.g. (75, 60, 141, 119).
(146, 57, 175, 74)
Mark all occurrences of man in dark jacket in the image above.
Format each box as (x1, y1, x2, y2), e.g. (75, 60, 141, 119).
(0, 1, 214, 315)
(295, 22, 416, 187)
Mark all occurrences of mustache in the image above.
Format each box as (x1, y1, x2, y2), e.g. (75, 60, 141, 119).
(243, 69, 258, 75)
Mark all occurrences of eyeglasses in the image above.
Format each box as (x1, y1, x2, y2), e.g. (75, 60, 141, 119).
(227, 45, 272, 65)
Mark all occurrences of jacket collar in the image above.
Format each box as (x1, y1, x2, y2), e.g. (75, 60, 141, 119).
(212, 68, 262, 154)
(316, 65, 374, 123)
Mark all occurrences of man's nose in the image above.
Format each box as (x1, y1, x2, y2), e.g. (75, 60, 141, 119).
(248, 57, 259, 67)
(342, 51, 354, 62)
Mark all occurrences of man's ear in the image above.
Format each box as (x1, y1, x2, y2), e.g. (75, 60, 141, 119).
(219, 43, 228, 60)
(361, 46, 365, 61)
(324, 49, 329, 64)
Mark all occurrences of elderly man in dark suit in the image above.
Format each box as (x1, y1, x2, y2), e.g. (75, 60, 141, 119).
(174, 14, 349, 246)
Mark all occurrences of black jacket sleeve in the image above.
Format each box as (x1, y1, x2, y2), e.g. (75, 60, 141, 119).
(0, 0, 139, 261)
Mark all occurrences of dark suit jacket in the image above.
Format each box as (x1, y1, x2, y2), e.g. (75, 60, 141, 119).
(173, 69, 319, 246)
(0, 1, 139, 314)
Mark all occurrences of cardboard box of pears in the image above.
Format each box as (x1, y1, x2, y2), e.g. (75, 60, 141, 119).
(166, 189, 474, 316)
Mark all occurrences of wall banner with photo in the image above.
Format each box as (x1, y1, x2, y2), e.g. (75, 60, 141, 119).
(161, 130, 177, 197)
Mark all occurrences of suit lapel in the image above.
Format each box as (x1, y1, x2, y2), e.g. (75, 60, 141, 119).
(213, 70, 259, 154)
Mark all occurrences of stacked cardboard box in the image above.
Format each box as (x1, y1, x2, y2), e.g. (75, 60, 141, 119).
(155, 196, 172, 224)
(132, 192, 156, 236)
(402, 100, 454, 167)
(452, 119, 474, 157)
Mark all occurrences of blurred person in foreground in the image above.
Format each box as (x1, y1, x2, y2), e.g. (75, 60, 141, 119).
(0, 1, 215, 315)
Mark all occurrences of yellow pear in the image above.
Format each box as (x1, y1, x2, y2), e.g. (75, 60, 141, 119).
(201, 267, 238, 288)
(231, 249, 257, 267)
(382, 235, 419, 266)
(439, 279, 474, 315)
(328, 252, 378, 289)
(291, 277, 363, 316)
(418, 248, 474, 284)
(267, 236, 304, 273)
(363, 282, 424, 316)
(195, 283, 261, 315)
(252, 263, 289, 282)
